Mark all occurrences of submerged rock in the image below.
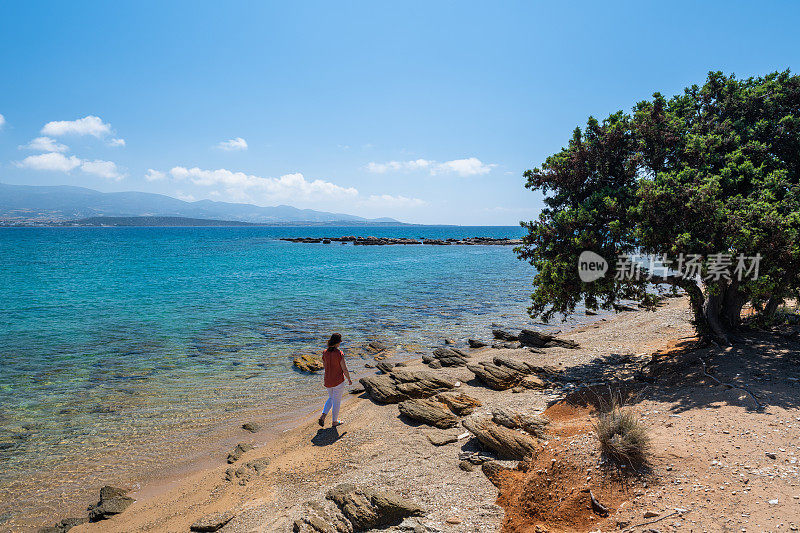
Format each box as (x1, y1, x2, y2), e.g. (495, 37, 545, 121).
(87, 486, 134, 522)
(37, 517, 88, 533)
(375, 361, 395, 374)
(241, 422, 262, 433)
(227, 442, 254, 463)
(293, 353, 324, 372)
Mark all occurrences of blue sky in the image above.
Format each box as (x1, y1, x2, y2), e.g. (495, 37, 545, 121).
(1, 1, 798, 224)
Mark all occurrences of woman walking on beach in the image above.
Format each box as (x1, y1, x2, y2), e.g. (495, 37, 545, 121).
(318, 333, 352, 428)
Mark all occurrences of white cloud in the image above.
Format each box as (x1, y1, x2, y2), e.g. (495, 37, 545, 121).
(432, 157, 494, 176)
(216, 137, 248, 151)
(169, 166, 358, 201)
(108, 138, 126, 147)
(144, 169, 167, 181)
(363, 194, 426, 208)
(16, 152, 82, 172)
(0, 113, 5, 129)
(41, 115, 113, 138)
(366, 159, 433, 173)
(16, 152, 124, 180)
(81, 159, 125, 180)
(366, 157, 494, 177)
(21, 136, 69, 153)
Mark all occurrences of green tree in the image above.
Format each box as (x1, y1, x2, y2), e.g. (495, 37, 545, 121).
(518, 71, 800, 344)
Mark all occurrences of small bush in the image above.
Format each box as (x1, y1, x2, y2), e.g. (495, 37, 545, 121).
(595, 408, 649, 468)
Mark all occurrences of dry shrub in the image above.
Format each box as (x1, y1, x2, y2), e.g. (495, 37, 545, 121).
(594, 407, 649, 468)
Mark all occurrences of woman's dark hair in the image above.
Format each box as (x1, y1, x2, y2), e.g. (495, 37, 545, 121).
(327, 333, 342, 348)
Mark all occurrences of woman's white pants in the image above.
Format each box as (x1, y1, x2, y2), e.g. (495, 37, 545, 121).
(322, 381, 346, 422)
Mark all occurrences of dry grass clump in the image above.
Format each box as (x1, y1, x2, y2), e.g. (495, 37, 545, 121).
(594, 407, 650, 468)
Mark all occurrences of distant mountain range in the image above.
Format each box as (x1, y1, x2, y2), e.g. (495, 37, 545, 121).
(0, 183, 402, 225)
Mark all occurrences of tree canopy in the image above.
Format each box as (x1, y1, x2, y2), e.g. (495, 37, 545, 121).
(518, 71, 800, 343)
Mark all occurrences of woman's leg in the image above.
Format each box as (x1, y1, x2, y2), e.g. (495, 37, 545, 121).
(322, 391, 333, 414)
(320, 387, 335, 426)
(331, 382, 345, 423)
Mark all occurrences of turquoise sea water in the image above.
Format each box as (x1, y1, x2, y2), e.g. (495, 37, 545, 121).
(0, 225, 545, 528)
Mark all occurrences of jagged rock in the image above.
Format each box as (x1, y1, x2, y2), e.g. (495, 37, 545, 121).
(227, 442, 254, 463)
(398, 398, 459, 428)
(492, 341, 521, 349)
(492, 330, 518, 341)
(466, 361, 521, 390)
(426, 430, 460, 446)
(460, 451, 497, 465)
(492, 355, 561, 378)
(241, 422, 262, 433)
(459, 460, 475, 472)
(375, 361, 395, 374)
(444, 338, 455, 345)
(434, 391, 482, 416)
(428, 347, 468, 367)
(359, 375, 406, 403)
(519, 375, 547, 389)
(491, 408, 549, 439)
(467, 339, 487, 348)
(190, 511, 235, 532)
(322, 484, 424, 531)
(37, 517, 88, 533)
(391, 369, 456, 398)
(518, 329, 579, 349)
(349, 386, 365, 395)
(360, 370, 455, 404)
(294, 353, 324, 372)
(468, 356, 560, 390)
(462, 414, 538, 460)
(225, 458, 270, 485)
(293, 498, 352, 532)
(87, 486, 134, 522)
(365, 340, 389, 354)
(481, 461, 511, 488)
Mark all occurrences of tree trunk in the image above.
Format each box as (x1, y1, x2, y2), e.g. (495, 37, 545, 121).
(666, 277, 738, 345)
(703, 287, 730, 345)
(763, 289, 785, 318)
(720, 278, 747, 330)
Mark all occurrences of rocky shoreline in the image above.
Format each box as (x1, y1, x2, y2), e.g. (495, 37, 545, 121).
(44, 296, 800, 532)
(279, 236, 523, 246)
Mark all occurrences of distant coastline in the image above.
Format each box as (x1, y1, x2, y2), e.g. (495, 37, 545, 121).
(0, 216, 416, 228)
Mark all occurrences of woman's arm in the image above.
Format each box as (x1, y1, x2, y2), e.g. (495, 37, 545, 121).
(340, 352, 352, 385)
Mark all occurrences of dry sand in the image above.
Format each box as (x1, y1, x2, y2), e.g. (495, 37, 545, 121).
(58, 297, 800, 532)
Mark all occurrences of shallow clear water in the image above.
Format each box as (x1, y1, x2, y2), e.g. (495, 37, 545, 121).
(0, 225, 548, 527)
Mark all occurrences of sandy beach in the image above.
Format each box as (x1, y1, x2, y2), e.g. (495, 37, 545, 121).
(34, 296, 796, 532)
